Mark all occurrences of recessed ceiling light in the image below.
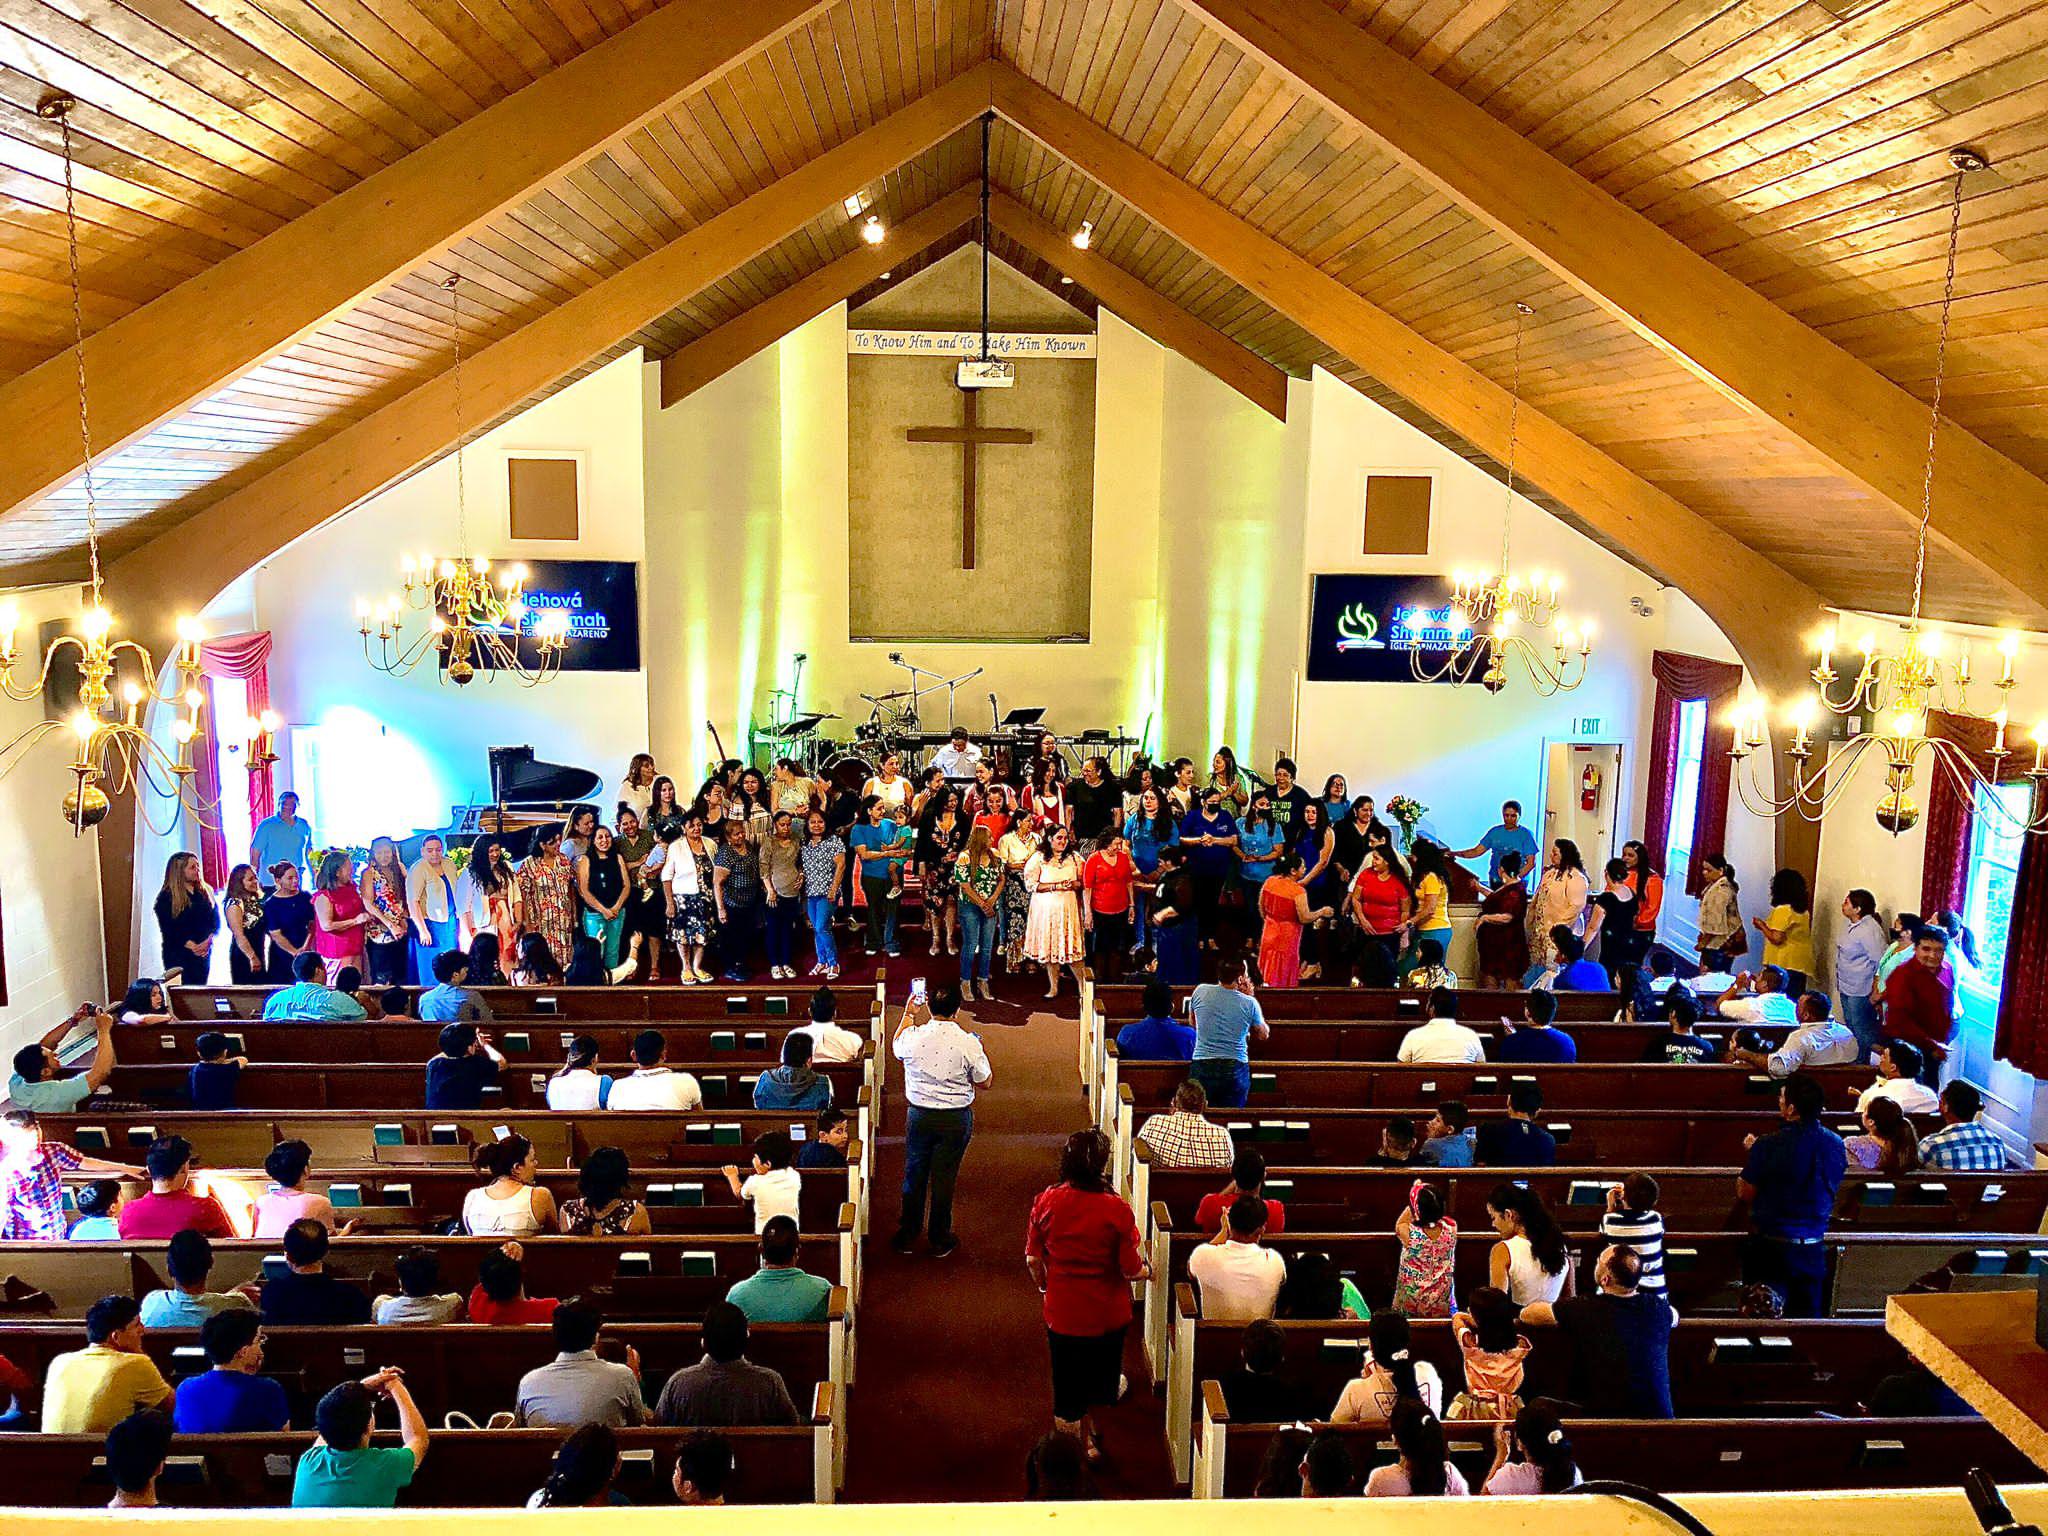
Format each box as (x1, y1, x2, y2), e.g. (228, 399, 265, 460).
(860, 214, 885, 245)
(879, 271, 892, 280)
(1060, 275, 1074, 285)
(1071, 220, 1093, 250)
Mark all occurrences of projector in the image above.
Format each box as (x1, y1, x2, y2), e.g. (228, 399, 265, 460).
(957, 358, 1015, 389)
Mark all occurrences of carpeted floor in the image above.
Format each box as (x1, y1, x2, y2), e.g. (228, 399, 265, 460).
(814, 932, 1179, 1502)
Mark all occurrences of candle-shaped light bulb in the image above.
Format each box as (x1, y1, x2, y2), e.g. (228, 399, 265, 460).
(2001, 631, 2020, 683)
(259, 710, 280, 733)
(122, 682, 141, 705)
(355, 597, 372, 620)
(71, 710, 95, 741)
(171, 717, 195, 745)
(79, 607, 112, 642)
(2035, 720, 2048, 773)
(1995, 708, 2009, 754)
(183, 688, 203, 711)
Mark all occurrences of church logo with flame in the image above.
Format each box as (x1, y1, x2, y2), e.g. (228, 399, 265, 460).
(1334, 603, 1386, 652)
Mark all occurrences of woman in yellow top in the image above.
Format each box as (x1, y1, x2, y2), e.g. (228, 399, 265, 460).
(1752, 867, 1816, 994)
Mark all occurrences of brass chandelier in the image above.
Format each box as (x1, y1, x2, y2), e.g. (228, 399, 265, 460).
(0, 93, 209, 834)
(355, 273, 569, 686)
(1730, 148, 2048, 836)
(1405, 302, 1593, 694)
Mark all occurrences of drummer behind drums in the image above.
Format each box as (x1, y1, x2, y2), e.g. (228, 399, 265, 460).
(931, 727, 982, 783)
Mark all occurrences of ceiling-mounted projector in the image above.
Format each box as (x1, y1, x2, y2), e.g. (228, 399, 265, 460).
(957, 358, 1014, 389)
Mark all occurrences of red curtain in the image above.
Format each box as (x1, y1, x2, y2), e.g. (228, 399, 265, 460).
(1918, 711, 1999, 917)
(1641, 650, 1743, 895)
(193, 632, 276, 888)
(1995, 782, 2048, 1075)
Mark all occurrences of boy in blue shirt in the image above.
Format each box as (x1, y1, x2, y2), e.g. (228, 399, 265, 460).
(174, 1309, 290, 1434)
(1497, 989, 1579, 1062)
(187, 1032, 246, 1111)
(1114, 980, 1197, 1061)
(1548, 928, 1610, 992)
(292, 1371, 429, 1507)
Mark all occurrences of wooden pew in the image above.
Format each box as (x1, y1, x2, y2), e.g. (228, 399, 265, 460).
(0, 1419, 839, 1505)
(106, 1018, 878, 1069)
(1135, 1205, 2048, 1389)
(1140, 1163, 2048, 1239)
(1161, 1285, 2007, 1479)
(0, 1230, 855, 1322)
(53, 1156, 859, 1237)
(97, 1058, 866, 1115)
(0, 1309, 845, 1428)
(1110, 1052, 1866, 1116)
(1090, 983, 1624, 1021)
(1189, 1392, 2036, 1498)
(169, 981, 884, 1024)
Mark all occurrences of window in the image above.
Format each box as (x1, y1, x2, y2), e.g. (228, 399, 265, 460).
(1961, 781, 2028, 1023)
(1660, 699, 1708, 886)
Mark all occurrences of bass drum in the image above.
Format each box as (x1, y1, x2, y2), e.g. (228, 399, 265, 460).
(824, 752, 874, 796)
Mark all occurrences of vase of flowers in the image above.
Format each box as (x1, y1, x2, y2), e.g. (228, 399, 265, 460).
(1384, 794, 1428, 855)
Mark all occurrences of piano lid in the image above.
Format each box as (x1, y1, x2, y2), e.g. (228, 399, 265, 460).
(488, 745, 603, 807)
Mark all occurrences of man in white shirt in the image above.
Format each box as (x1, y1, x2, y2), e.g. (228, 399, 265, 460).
(1186, 1196, 1286, 1320)
(930, 729, 982, 783)
(794, 990, 866, 1064)
(606, 1030, 704, 1112)
(1856, 1040, 1938, 1116)
(1395, 989, 1486, 1065)
(1728, 989, 1861, 1077)
(891, 986, 991, 1259)
(1708, 965, 1798, 1026)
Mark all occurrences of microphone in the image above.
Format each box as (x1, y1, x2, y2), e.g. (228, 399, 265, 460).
(794, 652, 808, 662)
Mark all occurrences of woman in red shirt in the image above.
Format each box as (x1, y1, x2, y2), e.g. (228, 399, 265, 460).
(1025, 1129, 1145, 1461)
(1082, 832, 1137, 984)
(1348, 847, 1413, 982)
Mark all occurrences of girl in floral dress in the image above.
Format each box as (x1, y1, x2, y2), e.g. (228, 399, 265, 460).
(1391, 1181, 1458, 1318)
(1024, 824, 1087, 1001)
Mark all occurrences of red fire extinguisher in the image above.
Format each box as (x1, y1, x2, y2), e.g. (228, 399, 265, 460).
(1580, 762, 1601, 813)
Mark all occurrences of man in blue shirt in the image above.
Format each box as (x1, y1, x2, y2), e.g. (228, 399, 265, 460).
(753, 1032, 833, 1111)
(1188, 958, 1268, 1108)
(416, 949, 491, 1023)
(1114, 979, 1197, 1061)
(1739, 1073, 1846, 1318)
(8, 1007, 117, 1112)
(1548, 928, 1609, 992)
(848, 797, 907, 957)
(1497, 989, 1579, 1063)
(260, 952, 367, 1022)
(249, 792, 315, 892)
(1474, 1080, 1557, 1166)
(174, 1309, 290, 1433)
(423, 1022, 504, 1111)
(1455, 800, 1540, 889)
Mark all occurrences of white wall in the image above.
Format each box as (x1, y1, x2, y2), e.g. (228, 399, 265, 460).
(245, 355, 650, 842)
(0, 587, 107, 1055)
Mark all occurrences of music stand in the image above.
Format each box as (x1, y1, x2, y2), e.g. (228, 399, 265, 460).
(1000, 707, 1046, 730)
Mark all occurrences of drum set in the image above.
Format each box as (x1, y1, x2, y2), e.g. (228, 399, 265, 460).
(750, 650, 1145, 791)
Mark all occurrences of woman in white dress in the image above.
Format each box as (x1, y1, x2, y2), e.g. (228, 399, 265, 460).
(1023, 823, 1087, 1001)
(462, 1134, 557, 1236)
(863, 752, 912, 821)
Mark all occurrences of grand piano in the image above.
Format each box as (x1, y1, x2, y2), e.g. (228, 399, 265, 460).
(398, 745, 602, 861)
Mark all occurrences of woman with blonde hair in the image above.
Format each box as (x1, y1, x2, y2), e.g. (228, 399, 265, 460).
(617, 753, 657, 822)
(358, 835, 409, 987)
(154, 851, 218, 984)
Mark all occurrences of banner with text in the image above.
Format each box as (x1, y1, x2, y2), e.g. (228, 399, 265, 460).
(1305, 573, 1473, 684)
(847, 329, 1097, 358)
(435, 559, 641, 674)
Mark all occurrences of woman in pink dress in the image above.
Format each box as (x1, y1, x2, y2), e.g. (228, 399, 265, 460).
(1257, 851, 1333, 988)
(1024, 824, 1087, 1001)
(310, 849, 372, 984)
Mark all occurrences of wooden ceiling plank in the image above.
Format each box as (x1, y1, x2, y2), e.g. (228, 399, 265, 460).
(990, 187, 1287, 418)
(100, 62, 998, 603)
(656, 182, 979, 406)
(1174, 0, 2048, 615)
(0, 0, 835, 526)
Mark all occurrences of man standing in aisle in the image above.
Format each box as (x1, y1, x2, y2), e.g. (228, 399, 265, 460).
(1189, 958, 1268, 1109)
(891, 985, 990, 1259)
(250, 791, 315, 892)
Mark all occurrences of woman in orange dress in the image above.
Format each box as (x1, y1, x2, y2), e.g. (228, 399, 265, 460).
(1257, 851, 1332, 988)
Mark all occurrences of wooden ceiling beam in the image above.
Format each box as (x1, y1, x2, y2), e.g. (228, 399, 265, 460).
(657, 187, 983, 409)
(1174, 0, 2048, 622)
(987, 191, 1289, 422)
(0, 0, 836, 525)
(104, 66, 998, 617)
(990, 61, 1824, 880)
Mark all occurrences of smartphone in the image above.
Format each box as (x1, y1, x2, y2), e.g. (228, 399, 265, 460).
(910, 976, 928, 1004)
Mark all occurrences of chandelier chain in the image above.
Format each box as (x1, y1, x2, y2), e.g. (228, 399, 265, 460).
(1498, 301, 1529, 579)
(55, 104, 103, 606)
(447, 272, 467, 553)
(1909, 166, 1965, 628)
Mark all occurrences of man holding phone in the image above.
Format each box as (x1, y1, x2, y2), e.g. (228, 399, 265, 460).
(891, 983, 990, 1259)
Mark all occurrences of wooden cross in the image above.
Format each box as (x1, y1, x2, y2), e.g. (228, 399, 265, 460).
(905, 387, 1034, 569)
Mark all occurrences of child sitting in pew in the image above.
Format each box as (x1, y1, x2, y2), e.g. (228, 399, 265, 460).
(187, 1032, 246, 1112)
(67, 1179, 123, 1240)
(794, 1107, 851, 1169)
(373, 1245, 464, 1325)
(722, 1132, 801, 1234)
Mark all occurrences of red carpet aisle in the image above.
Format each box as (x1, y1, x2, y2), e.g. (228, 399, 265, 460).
(825, 944, 1178, 1501)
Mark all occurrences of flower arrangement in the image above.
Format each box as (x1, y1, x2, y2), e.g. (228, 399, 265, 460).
(1384, 794, 1428, 853)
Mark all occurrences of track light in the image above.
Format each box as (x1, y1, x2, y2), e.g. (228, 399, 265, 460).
(1060, 275, 1074, 285)
(1071, 220, 1093, 250)
(879, 271, 892, 280)
(860, 214, 885, 245)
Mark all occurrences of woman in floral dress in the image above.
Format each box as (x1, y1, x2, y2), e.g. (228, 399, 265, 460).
(1391, 1180, 1459, 1318)
(1024, 823, 1087, 1001)
(997, 815, 1039, 972)
(517, 824, 578, 972)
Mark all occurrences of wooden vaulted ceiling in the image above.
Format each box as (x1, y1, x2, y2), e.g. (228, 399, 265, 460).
(2, 0, 2047, 630)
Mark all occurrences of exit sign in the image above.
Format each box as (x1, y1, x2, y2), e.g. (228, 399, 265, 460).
(1574, 717, 1603, 735)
